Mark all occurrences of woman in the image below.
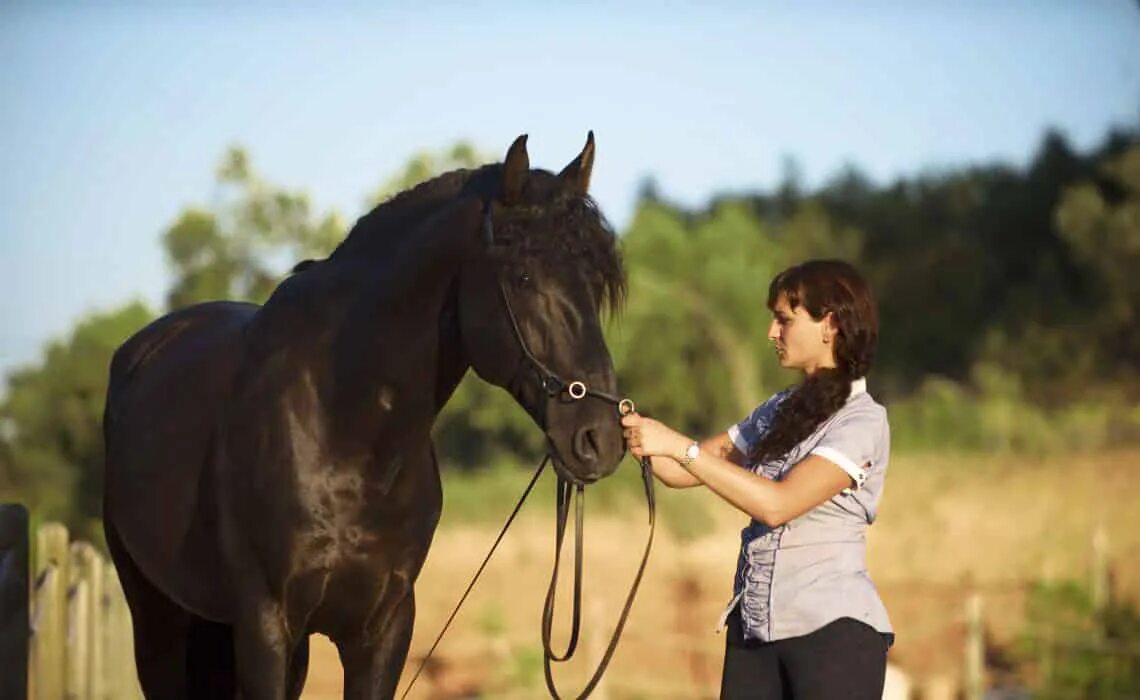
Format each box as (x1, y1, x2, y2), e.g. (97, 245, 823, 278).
(622, 259, 892, 699)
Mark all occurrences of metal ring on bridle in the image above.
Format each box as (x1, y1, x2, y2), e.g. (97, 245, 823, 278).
(618, 398, 636, 416)
(567, 381, 587, 400)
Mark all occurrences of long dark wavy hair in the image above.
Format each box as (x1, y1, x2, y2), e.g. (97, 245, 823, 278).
(750, 259, 879, 464)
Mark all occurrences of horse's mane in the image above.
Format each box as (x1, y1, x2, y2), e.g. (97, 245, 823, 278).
(304, 164, 626, 315)
(325, 166, 492, 262)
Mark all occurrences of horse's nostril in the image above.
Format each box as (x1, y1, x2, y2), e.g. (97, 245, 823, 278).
(573, 427, 601, 463)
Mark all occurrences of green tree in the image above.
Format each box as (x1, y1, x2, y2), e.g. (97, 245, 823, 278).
(1055, 143, 1140, 384)
(0, 302, 154, 538)
(1022, 579, 1140, 698)
(368, 141, 487, 206)
(611, 196, 864, 440)
(163, 147, 344, 309)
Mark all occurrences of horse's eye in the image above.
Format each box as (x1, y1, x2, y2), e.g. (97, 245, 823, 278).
(517, 272, 532, 287)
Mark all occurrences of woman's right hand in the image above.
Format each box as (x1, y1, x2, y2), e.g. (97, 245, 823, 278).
(621, 412, 689, 461)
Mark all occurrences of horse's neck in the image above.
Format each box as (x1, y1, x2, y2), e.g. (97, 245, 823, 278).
(328, 200, 478, 428)
(432, 280, 474, 412)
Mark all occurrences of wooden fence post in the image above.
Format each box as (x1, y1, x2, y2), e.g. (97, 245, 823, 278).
(64, 576, 90, 700)
(101, 565, 142, 700)
(21, 522, 160, 700)
(66, 541, 105, 700)
(1091, 523, 1109, 615)
(964, 592, 984, 700)
(0, 504, 30, 700)
(34, 523, 70, 700)
(1039, 558, 1054, 689)
(86, 546, 105, 700)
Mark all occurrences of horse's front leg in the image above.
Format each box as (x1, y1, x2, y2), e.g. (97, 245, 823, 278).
(337, 591, 416, 700)
(232, 597, 293, 700)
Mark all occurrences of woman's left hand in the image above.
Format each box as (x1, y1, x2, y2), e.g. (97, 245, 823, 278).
(620, 412, 690, 460)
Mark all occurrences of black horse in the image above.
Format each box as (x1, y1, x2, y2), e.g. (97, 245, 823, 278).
(102, 133, 628, 699)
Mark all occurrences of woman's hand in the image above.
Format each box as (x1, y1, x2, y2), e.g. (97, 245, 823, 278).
(620, 412, 690, 460)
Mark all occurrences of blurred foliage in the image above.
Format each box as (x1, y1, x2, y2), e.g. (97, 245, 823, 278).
(5, 130, 1140, 535)
(164, 146, 344, 308)
(503, 645, 545, 693)
(1020, 580, 1140, 698)
(438, 456, 714, 543)
(368, 141, 488, 206)
(889, 363, 1140, 454)
(0, 303, 154, 542)
(607, 196, 861, 443)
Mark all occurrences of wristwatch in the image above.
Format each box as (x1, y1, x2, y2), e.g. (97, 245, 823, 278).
(678, 441, 700, 468)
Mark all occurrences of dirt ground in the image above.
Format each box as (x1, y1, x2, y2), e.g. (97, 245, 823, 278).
(299, 450, 1140, 699)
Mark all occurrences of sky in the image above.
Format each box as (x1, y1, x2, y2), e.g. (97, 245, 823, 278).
(2, 1, 1139, 377)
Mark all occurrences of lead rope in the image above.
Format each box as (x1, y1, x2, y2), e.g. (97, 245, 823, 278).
(542, 457, 655, 700)
(398, 455, 551, 700)
(399, 453, 656, 700)
(541, 477, 584, 661)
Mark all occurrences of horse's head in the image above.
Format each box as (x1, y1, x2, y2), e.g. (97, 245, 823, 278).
(458, 133, 627, 484)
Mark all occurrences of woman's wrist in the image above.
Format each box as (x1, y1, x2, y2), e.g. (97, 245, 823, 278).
(675, 436, 699, 468)
(672, 435, 688, 461)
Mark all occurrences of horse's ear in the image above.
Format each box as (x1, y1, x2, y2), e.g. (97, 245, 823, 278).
(558, 131, 595, 194)
(502, 134, 529, 205)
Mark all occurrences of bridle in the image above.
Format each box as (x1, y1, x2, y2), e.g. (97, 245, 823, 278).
(496, 240, 655, 699)
(483, 198, 634, 427)
(400, 200, 656, 700)
(497, 264, 635, 429)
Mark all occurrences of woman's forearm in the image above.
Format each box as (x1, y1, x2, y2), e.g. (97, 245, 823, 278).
(681, 451, 787, 524)
(647, 455, 702, 488)
(647, 432, 739, 489)
(681, 451, 851, 527)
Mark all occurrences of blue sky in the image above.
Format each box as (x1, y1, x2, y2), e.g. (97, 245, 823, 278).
(2, 1, 1139, 376)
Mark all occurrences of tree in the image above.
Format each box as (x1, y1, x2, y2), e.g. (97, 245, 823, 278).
(368, 142, 487, 206)
(1055, 143, 1140, 384)
(0, 302, 154, 538)
(610, 196, 864, 439)
(163, 147, 344, 309)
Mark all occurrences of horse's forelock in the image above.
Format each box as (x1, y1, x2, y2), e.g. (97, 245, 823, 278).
(494, 193, 626, 317)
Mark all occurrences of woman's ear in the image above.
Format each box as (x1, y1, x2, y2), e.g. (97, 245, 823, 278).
(821, 312, 838, 345)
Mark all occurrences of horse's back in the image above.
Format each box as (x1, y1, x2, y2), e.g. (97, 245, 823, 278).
(104, 300, 257, 622)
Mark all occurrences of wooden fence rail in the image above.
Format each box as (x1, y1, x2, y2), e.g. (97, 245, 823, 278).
(0, 507, 142, 700)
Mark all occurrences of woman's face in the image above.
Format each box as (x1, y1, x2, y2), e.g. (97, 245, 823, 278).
(766, 293, 837, 375)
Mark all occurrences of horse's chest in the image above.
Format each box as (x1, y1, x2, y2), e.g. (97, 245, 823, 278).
(285, 509, 437, 636)
(293, 470, 436, 558)
(271, 449, 441, 633)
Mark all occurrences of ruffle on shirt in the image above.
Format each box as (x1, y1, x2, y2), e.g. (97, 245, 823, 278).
(738, 525, 784, 642)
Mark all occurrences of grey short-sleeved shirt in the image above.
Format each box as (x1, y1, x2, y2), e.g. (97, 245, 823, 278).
(721, 378, 894, 645)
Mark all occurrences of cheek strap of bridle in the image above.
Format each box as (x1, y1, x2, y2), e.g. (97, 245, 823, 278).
(498, 280, 633, 414)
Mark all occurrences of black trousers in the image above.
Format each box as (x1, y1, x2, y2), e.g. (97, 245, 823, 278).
(720, 609, 888, 699)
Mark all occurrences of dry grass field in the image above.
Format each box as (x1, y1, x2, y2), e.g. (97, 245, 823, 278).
(299, 449, 1140, 699)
